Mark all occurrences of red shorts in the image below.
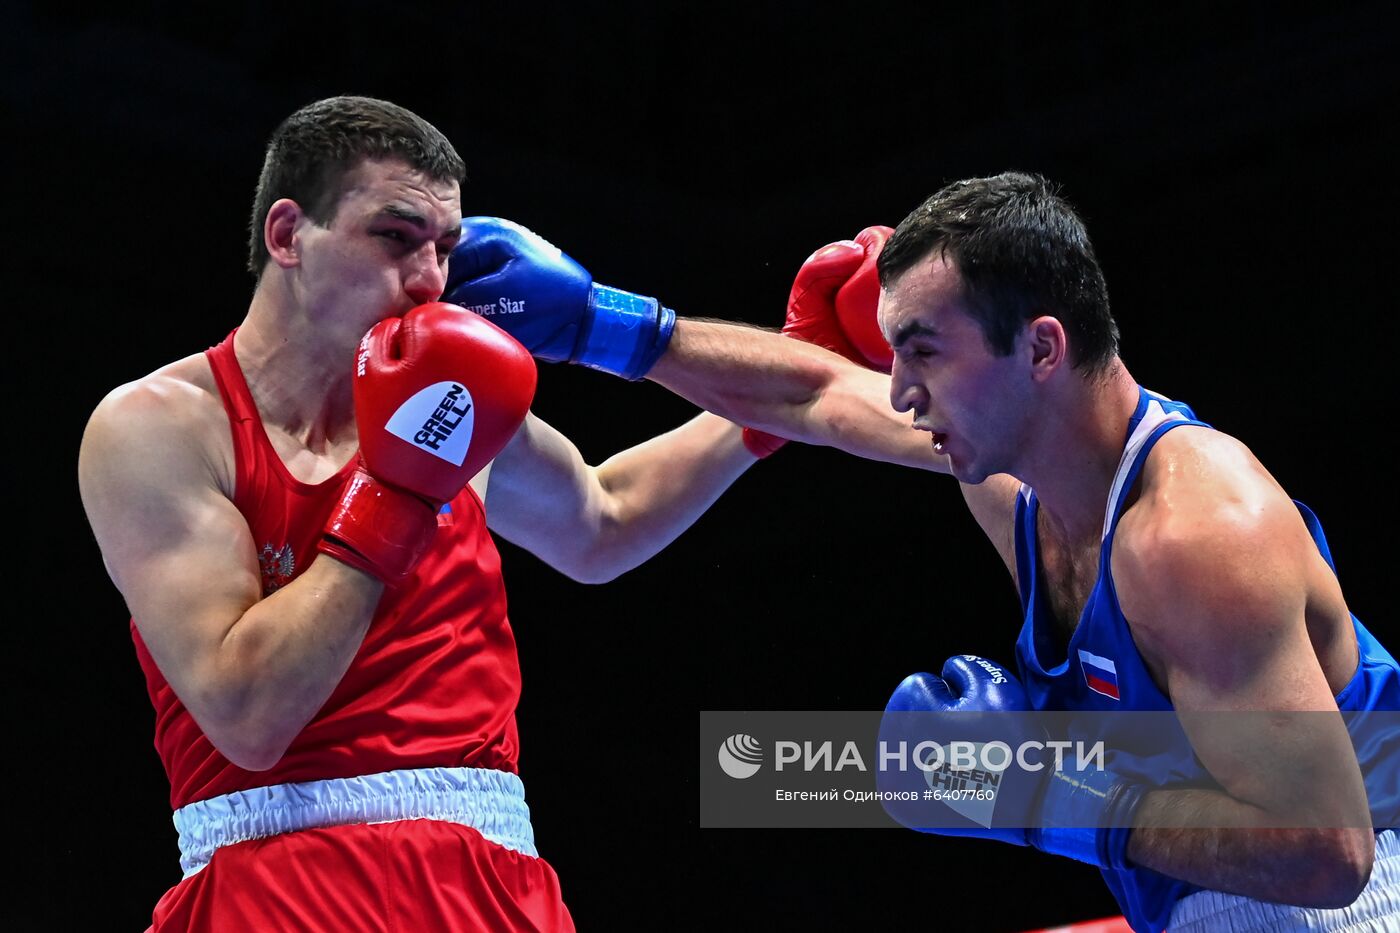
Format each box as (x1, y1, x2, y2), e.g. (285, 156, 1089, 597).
(148, 818, 575, 932)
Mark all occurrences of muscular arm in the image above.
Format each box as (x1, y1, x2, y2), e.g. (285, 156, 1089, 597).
(1114, 452, 1374, 907)
(652, 318, 1025, 582)
(648, 319, 948, 473)
(484, 409, 756, 583)
(79, 377, 382, 771)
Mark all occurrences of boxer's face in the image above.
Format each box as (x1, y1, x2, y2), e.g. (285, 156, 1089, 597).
(880, 253, 1035, 484)
(293, 157, 462, 326)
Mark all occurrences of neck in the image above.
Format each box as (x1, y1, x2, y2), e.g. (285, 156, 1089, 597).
(234, 277, 363, 450)
(1014, 359, 1139, 543)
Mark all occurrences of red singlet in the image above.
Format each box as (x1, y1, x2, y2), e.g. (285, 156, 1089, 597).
(134, 331, 572, 932)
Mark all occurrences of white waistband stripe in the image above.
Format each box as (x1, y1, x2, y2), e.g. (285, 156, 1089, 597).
(172, 766, 537, 877)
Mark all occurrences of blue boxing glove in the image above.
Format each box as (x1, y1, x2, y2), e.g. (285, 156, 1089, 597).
(878, 655, 1144, 870)
(445, 217, 675, 380)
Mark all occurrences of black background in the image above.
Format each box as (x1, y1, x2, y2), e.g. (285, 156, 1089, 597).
(8, 3, 1395, 929)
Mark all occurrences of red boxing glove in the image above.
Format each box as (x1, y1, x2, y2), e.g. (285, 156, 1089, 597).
(740, 427, 790, 459)
(320, 302, 537, 581)
(744, 226, 894, 458)
(833, 226, 894, 372)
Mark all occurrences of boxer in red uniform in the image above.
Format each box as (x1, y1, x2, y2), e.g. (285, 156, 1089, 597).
(77, 96, 787, 931)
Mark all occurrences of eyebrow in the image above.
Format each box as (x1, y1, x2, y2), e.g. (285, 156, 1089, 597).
(377, 204, 461, 241)
(889, 321, 940, 349)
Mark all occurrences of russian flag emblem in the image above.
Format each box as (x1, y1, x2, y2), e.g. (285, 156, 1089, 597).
(1077, 649, 1121, 701)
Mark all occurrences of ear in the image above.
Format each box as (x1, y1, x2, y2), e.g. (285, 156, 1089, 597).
(1025, 315, 1068, 381)
(264, 198, 304, 270)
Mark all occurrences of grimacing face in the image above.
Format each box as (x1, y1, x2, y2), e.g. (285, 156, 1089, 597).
(287, 158, 463, 327)
(879, 252, 1037, 485)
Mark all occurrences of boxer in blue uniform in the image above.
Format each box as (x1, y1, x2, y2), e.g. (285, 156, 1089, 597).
(445, 171, 1400, 930)
(874, 386, 1400, 931)
(1005, 388, 1400, 931)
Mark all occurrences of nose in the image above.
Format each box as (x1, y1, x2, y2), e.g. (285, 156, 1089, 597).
(888, 359, 927, 415)
(404, 243, 448, 306)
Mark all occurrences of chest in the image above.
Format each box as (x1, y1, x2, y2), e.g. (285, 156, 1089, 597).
(263, 426, 359, 486)
(1034, 516, 1103, 645)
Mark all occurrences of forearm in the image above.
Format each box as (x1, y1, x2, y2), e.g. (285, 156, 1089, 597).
(579, 412, 755, 581)
(1127, 788, 1375, 908)
(487, 411, 754, 583)
(195, 557, 383, 769)
(650, 319, 945, 472)
(648, 319, 828, 423)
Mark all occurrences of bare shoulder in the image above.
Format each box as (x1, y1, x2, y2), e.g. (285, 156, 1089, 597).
(1112, 426, 1327, 697)
(80, 352, 228, 485)
(90, 351, 222, 419)
(1119, 425, 1301, 551)
(78, 353, 237, 584)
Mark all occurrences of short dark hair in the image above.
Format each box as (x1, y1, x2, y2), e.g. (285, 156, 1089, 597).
(877, 172, 1119, 374)
(247, 96, 465, 279)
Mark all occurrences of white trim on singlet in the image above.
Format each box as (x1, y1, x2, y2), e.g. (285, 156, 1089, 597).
(1100, 390, 1189, 542)
(172, 766, 538, 877)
